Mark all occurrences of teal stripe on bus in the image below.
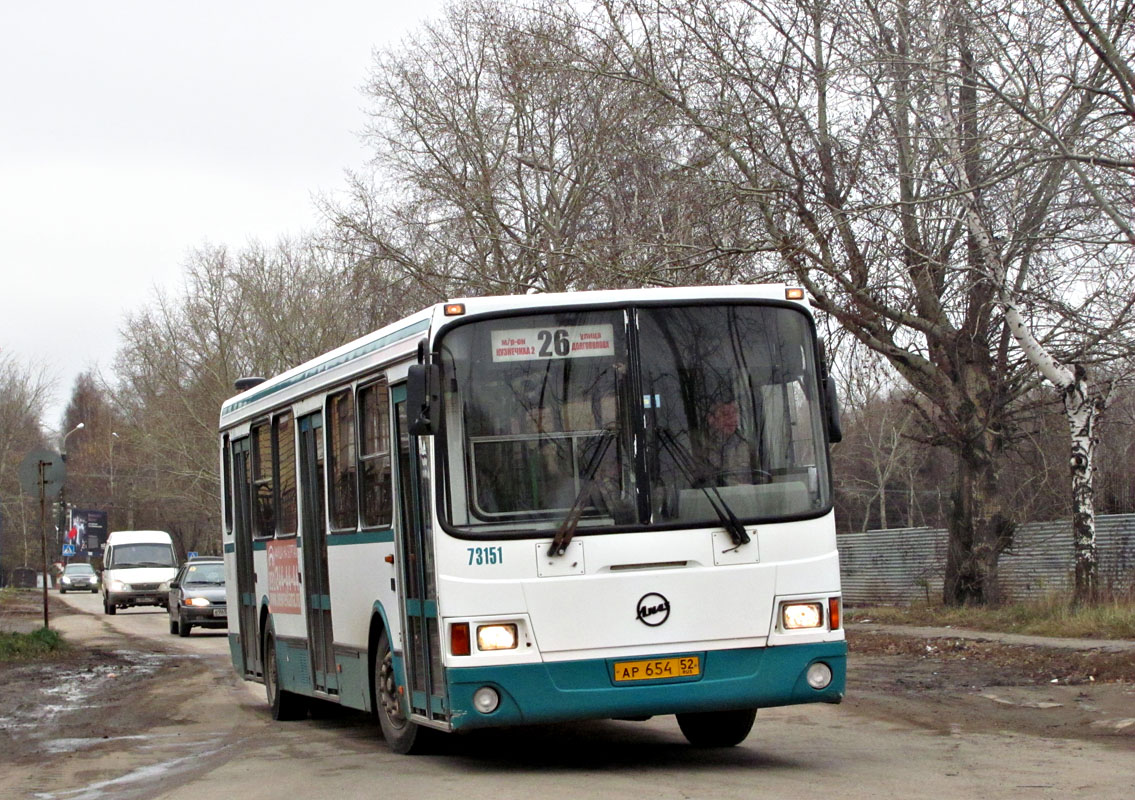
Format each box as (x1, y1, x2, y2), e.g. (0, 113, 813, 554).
(327, 529, 394, 545)
(405, 598, 438, 618)
(221, 317, 430, 415)
(223, 533, 389, 552)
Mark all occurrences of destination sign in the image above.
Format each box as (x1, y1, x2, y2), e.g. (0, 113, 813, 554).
(491, 324, 615, 362)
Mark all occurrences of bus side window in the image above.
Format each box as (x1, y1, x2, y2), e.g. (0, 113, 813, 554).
(275, 411, 298, 536)
(251, 422, 275, 538)
(327, 388, 359, 530)
(358, 381, 393, 528)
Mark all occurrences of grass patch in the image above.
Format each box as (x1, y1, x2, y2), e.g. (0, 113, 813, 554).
(0, 627, 68, 662)
(846, 596, 1135, 639)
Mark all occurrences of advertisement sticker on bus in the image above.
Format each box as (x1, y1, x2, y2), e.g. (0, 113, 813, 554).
(491, 324, 615, 362)
(266, 538, 301, 614)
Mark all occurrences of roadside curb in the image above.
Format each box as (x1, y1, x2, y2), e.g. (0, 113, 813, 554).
(848, 622, 1135, 653)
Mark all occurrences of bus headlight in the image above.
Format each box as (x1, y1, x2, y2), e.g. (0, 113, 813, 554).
(781, 602, 824, 630)
(109, 580, 127, 592)
(476, 623, 518, 651)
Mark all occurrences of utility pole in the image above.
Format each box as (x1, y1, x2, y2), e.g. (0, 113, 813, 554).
(18, 447, 66, 631)
(38, 459, 50, 629)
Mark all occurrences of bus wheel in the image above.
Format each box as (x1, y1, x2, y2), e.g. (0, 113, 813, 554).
(264, 627, 306, 721)
(676, 709, 757, 747)
(374, 631, 428, 754)
(103, 596, 116, 615)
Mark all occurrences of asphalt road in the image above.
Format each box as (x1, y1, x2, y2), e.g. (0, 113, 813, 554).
(33, 591, 1133, 800)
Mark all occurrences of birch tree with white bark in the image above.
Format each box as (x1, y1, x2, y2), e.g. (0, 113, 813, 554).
(584, 0, 1134, 603)
(928, 0, 1135, 603)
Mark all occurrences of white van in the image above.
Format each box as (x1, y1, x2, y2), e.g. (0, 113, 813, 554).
(101, 530, 179, 615)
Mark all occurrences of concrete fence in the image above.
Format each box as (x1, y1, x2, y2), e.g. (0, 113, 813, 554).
(837, 513, 1135, 605)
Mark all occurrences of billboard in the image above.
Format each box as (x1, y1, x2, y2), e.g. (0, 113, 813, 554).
(68, 509, 109, 556)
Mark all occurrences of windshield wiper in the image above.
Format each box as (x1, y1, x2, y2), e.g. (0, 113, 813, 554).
(656, 428, 750, 549)
(548, 432, 616, 558)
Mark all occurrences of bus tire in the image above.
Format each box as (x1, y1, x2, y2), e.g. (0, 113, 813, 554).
(103, 596, 116, 615)
(374, 631, 429, 754)
(264, 626, 306, 721)
(676, 708, 757, 747)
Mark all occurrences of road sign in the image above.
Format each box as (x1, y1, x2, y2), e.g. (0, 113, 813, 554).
(187, 551, 198, 559)
(62, 543, 76, 557)
(17, 449, 66, 498)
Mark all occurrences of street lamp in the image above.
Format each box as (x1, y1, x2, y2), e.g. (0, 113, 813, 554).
(60, 422, 85, 461)
(58, 422, 84, 563)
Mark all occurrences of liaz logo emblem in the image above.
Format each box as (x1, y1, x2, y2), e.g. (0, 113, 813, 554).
(635, 593, 670, 627)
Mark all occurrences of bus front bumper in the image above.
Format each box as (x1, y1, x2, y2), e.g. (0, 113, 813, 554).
(445, 640, 846, 731)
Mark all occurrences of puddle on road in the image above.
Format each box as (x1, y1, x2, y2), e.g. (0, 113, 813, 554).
(39, 735, 151, 754)
(0, 650, 195, 738)
(5, 648, 239, 800)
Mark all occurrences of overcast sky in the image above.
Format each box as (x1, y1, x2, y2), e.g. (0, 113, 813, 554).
(0, 0, 443, 433)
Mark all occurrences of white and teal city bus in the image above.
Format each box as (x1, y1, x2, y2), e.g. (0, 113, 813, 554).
(219, 285, 846, 753)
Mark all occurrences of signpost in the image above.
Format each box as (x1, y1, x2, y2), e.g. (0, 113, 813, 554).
(18, 449, 65, 629)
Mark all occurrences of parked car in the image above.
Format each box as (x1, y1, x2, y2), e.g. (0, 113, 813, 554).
(59, 562, 99, 593)
(167, 558, 227, 637)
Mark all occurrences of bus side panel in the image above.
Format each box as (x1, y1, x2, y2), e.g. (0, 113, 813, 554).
(274, 635, 315, 695)
(326, 536, 398, 648)
(325, 536, 400, 710)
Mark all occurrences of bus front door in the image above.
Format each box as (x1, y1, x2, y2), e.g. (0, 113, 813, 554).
(392, 385, 448, 724)
(231, 436, 261, 678)
(298, 412, 338, 695)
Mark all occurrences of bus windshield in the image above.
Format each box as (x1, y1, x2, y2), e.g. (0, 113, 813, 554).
(439, 303, 830, 535)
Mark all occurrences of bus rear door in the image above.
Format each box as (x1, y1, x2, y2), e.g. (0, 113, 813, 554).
(231, 436, 261, 677)
(298, 411, 338, 695)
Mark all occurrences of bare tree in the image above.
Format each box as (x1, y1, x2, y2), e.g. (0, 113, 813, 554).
(833, 367, 928, 532)
(582, 0, 1135, 603)
(927, 0, 1135, 603)
(110, 238, 373, 553)
(327, 0, 756, 299)
(0, 350, 52, 579)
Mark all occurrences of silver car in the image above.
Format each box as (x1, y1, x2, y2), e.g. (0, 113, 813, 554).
(59, 562, 100, 594)
(167, 559, 227, 637)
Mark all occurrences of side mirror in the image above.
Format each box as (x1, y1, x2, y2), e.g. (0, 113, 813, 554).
(406, 363, 441, 436)
(825, 373, 843, 444)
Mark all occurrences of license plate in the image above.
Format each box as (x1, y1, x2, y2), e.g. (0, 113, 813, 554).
(613, 656, 700, 682)
(213, 608, 227, 618)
